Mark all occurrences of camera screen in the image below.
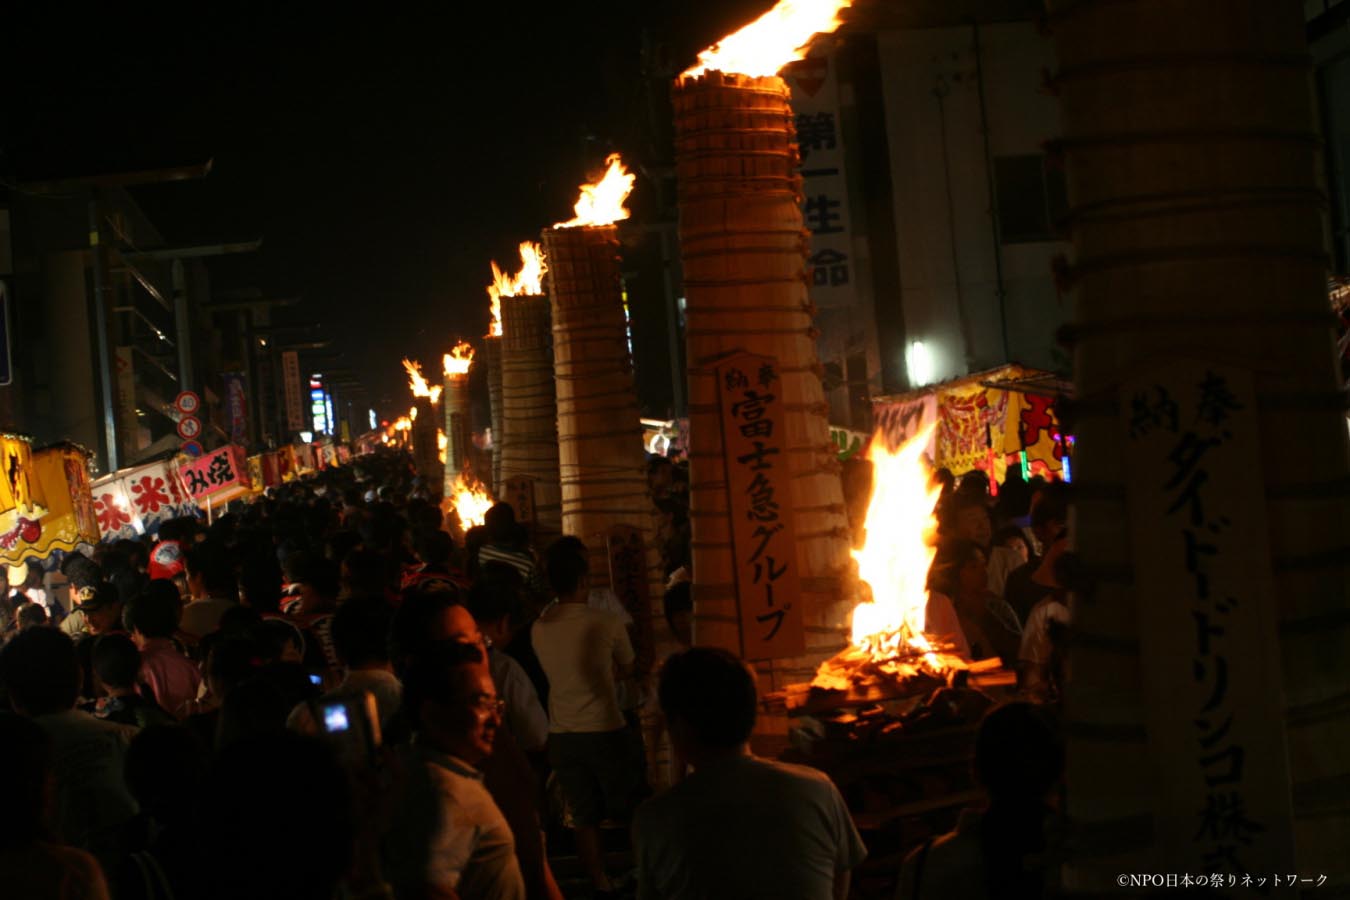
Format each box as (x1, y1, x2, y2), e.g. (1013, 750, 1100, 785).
(309, 673, 323, 686)
(323, 705, 350, 732)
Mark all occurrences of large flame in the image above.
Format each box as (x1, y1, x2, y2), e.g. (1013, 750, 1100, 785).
(682, 0, 854, 80)
(450, 472, 494, 530)
(443, 341, 475, 377)
(437, 429, 447, 464)
(403, 358, 443, 404)
(849, 424, 944, 667)
(487, 242, 547, 336)
(554, 154, 635, 228)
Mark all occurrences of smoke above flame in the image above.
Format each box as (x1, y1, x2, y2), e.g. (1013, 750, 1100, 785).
(443, 341, 476, 377)
(681, 0, 854, 80)
(554, 154, 635, 229)
(487, 242, 548, 336)
(403, 359, 442, 404)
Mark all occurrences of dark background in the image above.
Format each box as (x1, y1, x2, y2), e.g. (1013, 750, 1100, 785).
(4, 1, 772, 414)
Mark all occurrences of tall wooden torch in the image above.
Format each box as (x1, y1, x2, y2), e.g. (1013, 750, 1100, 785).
(487, 242, 546, 500)
(1048, 0, 1349, 881)
(441, 342, 475, 494)
(543, 158, 659, 578)
(402, 358, 444, 494)
(545, 156, 671, 787)
(673, 2, 855, 692)
(498, 293, 563, 541)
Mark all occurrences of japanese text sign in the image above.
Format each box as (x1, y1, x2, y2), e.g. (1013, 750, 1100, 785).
(504, 476, 536, 529)
(717, 352, 806, 661)
(786, 52, 857, 310)
(1121, 361, 1294, 875)
(177, 445, 252, 505)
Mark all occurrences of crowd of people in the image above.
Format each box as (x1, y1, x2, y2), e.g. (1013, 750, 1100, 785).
(920, 466, 1074, 705)
(0, 448, 1069, 899)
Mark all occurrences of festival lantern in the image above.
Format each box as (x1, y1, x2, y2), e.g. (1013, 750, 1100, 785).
(673, 1, 856, 684)
(0, 442, 100, 566)
(486, 242, 546, 496)
(0, 433, 46, 562)
(498, 293, 563, 541)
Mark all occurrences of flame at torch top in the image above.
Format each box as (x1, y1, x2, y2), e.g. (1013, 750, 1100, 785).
(681, 0, 854, 81)
(487, 242, 548, 336)
(403, 358, 443, 404)
(443, 341, 476, 378)
(553, 154, 635, 229)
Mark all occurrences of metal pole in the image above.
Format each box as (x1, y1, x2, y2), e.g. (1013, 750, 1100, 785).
(659, 226, 686, 416)
(172, 259, 193, 393)
(973, 21, 1011, 363)
(88, 192, 119, 473)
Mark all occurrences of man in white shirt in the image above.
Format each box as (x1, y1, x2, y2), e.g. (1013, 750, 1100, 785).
(384, 641, 526, 900)
(634, 647, 867, 900)
(532, 537, 640, 899)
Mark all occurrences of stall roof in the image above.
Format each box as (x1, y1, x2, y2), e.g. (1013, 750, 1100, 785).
(872, 364, 1071, 406)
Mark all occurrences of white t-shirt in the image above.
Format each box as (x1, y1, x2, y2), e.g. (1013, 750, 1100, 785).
(531, 602, 634, 734)
(1018, 597, 1070, 666)
(634, 754, 867, 900)
(488, 646, 549, 753)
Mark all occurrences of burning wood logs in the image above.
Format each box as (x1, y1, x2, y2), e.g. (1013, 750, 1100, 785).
(674, 69, 854, 688)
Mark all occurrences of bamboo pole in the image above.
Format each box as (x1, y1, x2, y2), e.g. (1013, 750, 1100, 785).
(498, 294, 562, 541)
(483, 335, 504, 496)
(442, 370, 472, 493)
(1047, 0, 1350, 882)
(673, 70, 855, 699)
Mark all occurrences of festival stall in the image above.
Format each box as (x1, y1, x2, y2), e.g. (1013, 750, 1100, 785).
(871, 364, 1073, 484)
(91, 457, 198, 541)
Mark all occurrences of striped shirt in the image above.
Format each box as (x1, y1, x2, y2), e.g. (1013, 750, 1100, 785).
(477, 544, 535, 583)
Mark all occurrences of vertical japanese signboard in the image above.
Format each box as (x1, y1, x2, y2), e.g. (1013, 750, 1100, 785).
(1121, 361, 1294, 875)
(282, 350, 304, 433)
(115, 346, 137, 457)
(504, 476, 536, 529)
(786, 53, 857, 309)
(223, 372, 249, 445)
(717, 352, 805, 661)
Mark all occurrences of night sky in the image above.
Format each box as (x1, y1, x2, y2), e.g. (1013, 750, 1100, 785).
(6, 2, 771, 416)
